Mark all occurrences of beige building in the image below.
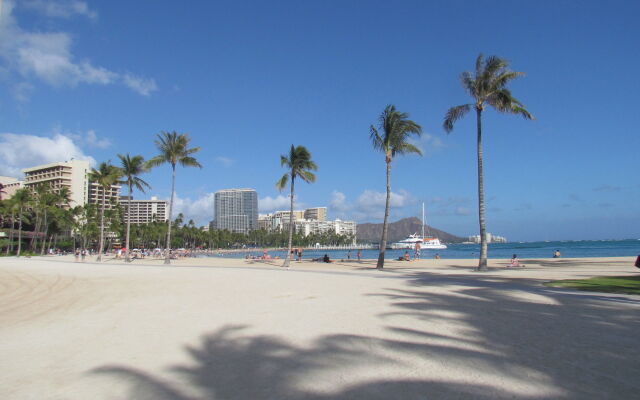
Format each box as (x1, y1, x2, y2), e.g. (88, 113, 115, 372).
(120, 196, 168, 224)
(304, 207, 327, 221)
(0, 176, 24, 200)
(89, 182, 121, 210)
(22, 160, 91, 207)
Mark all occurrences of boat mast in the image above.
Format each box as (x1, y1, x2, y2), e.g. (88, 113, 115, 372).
(422, 203, 425, 238)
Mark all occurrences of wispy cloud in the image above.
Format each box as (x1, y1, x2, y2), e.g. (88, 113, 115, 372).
(0, 0, 157, 99)
(259, 195, 298, 213)
(171, 193, 214, 225)
(593, 184, 621, 193)
(22, 0, 97, 20)
(328, 189, 417, 221)
(408, 133, 445, 156)
(215, 156, 234, 168)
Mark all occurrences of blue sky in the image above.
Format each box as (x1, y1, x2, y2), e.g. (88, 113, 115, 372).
(1, 0, 639, 241)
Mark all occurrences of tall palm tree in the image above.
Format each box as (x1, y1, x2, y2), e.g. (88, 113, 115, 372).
(12, 188, 31, 257)
(147, 131, 201, 265)
(444, 54, 533, 271)
(118, 154, 151, 262)
(370, 105, 423, 270)
(276, 145, 317, 268)
(89, 162, 123, 262)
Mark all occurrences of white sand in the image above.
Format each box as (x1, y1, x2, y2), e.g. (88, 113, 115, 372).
(1, 255, 639, 399)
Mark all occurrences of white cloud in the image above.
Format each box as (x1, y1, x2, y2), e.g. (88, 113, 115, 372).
(0, 132, 95, 177)
(171, 193, 214, 226)
(329, 189, 417, 221)
(12, 81, 34, 102)
(215, 156, 234, 168)
(408, 133, 445, 156)
(259, 195, 292, 213)
(0, 0, 156, 97)
(22, 0, 97, 20)
(329, 191, 349, 212)
(52, 127, 111, 149)
(122, 73, 158, 97)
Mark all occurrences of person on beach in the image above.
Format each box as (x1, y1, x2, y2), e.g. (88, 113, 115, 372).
(81, 249, 86, 262)
(508, 254, 523, 268)
(297, 249, 303, 261)
(74, 249, 80, 262)
(635, 255, 640, 269)
(398, 251, 410, 261)
(347, 250, 351, 260)
(553, 249, 561, 258)
(357, 250, 362, 261)
(323, 254, 332, 263)
(414, 242, 421, 260)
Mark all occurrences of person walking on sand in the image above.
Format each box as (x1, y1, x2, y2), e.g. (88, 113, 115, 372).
(357, 250, 362, 261)
(414, 242, 421, 260)
(347, 250, 351, 260)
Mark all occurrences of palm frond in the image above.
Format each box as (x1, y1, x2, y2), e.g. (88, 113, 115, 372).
(276, 174, 289, 191)
(298, 170, 316, 183)
(395, 142, 423, 156)
(443, 104, 471, 132)
(179, 156, 202, 168)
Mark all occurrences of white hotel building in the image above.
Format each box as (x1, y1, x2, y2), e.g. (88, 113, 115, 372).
(120, 196, 169, 224)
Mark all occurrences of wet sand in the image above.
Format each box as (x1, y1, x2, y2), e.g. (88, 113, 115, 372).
(1, 255, 638, 399)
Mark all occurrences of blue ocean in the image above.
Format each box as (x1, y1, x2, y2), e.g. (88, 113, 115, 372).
(211, 239, 640, 260)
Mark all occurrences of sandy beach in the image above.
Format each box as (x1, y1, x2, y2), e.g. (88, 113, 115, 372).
(1, 255, 638, 399)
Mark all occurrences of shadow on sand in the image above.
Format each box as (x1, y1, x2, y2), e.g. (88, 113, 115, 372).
(92, 270, 640, 399)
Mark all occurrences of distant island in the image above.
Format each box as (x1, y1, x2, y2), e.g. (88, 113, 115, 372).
(356, 217, 466, 244)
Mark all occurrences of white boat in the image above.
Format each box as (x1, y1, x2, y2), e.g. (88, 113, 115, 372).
(389, 203, 447, 250)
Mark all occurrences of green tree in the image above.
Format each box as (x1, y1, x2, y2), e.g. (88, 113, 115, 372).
(444, 54, 533, 271)
(276, 145, 317, 268)
(118, 154, 151, 262)
(147, 131, 201, 264)
(370, 105, 422, 269)
(89, 162, 123, 261)
(12, 188, 31, 257)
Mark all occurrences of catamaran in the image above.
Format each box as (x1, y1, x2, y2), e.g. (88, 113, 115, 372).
(390, 203, 447, 250)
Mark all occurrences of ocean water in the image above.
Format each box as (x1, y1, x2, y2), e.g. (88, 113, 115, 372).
(208, 239, 640, 260)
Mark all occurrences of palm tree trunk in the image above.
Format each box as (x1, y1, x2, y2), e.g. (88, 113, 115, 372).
(125, 183, 133, 262)
(377, 160, 392, 269)
(30, 211, 39, 251)
(283, 176, 295, 268)
(7, 211, 15, 255)
(97, 187, 106, 261)
(476, 108, 488, 271)
(40, 209, 48, 255)
(17, 208, 23, 257)
(165, 165, 176, 265)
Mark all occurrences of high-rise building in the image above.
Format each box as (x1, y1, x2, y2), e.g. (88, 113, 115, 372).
(0, 176, 24, 200)
(304, 207, 327, 221)
(213, 188, 258, 234)
(120, 196, 168, 224)
(22, 159, 91, 207)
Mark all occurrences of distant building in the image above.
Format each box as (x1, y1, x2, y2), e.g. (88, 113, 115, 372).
(21, 159, 120, 209)
(213, 188, 258, 234)
(22, 160, 91, 207)
(120, 196, 168, 224)
(304, 207, 327, 221)
(0, 176, 23, 200)
(468, 233, 507, 243)
(259, 206, 356, 243)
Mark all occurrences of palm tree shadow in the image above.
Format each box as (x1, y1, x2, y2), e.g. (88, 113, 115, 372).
(92, 324, 534, 400)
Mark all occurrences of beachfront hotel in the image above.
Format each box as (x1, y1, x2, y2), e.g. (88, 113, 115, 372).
(0, 176, 24, 200)
(21, 159, 120, 209)
(120, 196, 168, 224)
(22, 159, 91, 207)
(213, 188, 258, 234)
(259, 207, 356, 241)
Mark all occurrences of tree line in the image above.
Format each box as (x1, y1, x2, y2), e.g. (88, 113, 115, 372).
(1, 54, 533, 270)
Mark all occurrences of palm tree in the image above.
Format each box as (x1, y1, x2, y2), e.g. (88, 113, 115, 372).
(89, 162, 123, 262)
(444, 54, 533, 271)
(12, 188, 31, 257)
(370, 105, 423, 270)
(276, 145, 317, 268)
(147, 131, 201, 265)
(118, 154, 151, 262)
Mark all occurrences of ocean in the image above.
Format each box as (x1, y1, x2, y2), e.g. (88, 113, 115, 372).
(206, 239, 640, 260)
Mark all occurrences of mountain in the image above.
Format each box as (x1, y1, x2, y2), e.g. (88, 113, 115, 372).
(356, 217, 466, 244)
